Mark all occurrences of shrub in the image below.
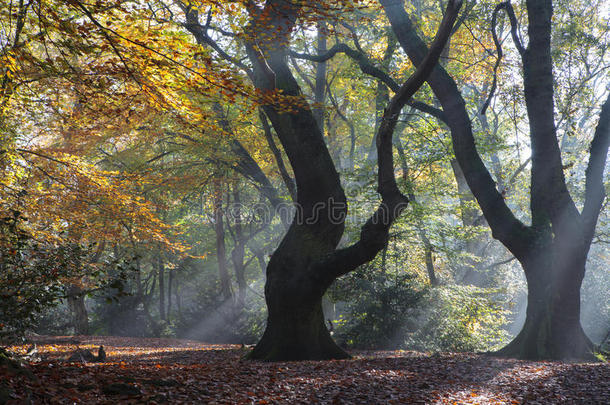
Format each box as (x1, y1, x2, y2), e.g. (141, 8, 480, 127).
(0, 211, 85, 341)
(404, 285, 510, 352)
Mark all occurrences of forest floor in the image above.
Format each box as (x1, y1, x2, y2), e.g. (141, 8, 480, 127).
(1, 335, 608, 404)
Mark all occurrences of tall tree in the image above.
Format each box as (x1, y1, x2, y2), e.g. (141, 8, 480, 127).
(380, 0, 610, 360)
(237, 0, 462, 360)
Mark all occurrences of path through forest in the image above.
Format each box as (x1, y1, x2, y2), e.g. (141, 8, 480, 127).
(2, 336, 608, 403)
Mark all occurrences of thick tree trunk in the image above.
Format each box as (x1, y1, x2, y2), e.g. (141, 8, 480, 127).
(244, 2, 347, 360)
(379, 0, 608, 361)
(67, 284, 88, 335)
(497, 245, 594, 360)
(248, 241, 349, 360)
(249, 299, 348, 361)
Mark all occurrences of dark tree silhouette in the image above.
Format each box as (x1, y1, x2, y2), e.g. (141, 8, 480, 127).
(240, 0, 463, 360)
(380, 0, 610, 360)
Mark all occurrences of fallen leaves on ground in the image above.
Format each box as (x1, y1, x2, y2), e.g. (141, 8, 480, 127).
(1, 336, 608, 404)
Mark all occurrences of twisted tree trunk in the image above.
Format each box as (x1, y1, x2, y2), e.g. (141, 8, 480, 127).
(241, 0, 461, 361)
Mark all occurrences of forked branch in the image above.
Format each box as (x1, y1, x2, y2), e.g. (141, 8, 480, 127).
(318, 0, 463, 281)
(481, 1, 525, 115)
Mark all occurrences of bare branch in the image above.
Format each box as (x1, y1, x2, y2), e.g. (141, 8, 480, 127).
(290, 45, 447, 123)
(502, 1, 526, 56)
(481, 1, 525, 115)
(320, 0, 463, 280)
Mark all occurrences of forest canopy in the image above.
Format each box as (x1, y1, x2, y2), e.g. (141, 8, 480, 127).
(0, 0, 609, 362)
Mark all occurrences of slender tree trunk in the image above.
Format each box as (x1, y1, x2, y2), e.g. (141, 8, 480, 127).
(450, 159, 488, 285)
(157, 254, 166, 321)
(213, 181, 232, 302)
(313, 22, 327, 131)
(395, 127, 438, 286)
(167, 267, 173, 321)
(231, 188, 247, 309)
(420, 230, 438, 286)
(328, 90, 356, 170)
(255, 251, 267, 274)
(174, 279, 182, 318)
(135, 256, 161, 337)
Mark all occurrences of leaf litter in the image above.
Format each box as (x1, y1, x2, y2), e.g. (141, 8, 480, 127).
(1, 336, 608, 404)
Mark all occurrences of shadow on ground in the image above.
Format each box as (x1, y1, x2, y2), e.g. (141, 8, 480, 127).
(2, 335, 608, 404)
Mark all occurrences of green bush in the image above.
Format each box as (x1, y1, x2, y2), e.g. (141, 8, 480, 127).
(332, 270, 424, 349)
(404, 285, 510, 352)
(0, 211, 85, 341)
(330, 263, 510, 352)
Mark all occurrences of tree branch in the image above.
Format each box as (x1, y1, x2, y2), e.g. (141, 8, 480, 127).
(502, 1, 526, 56)
(380, 0, 534, 260)
(258, 109, 296, 201)
(582, 93, 610, 248)
(319, 0, 463, 280)
(481, 1, 525, 115)
(290, 45, 447, 123)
